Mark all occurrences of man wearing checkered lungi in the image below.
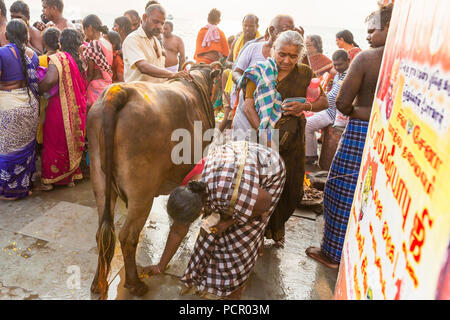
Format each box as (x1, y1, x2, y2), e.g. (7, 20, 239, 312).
(306, 4, 393, 268)
(142, 141, 286, 299)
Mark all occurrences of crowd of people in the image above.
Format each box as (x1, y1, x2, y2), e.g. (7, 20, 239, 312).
(0, 0, 394, 300)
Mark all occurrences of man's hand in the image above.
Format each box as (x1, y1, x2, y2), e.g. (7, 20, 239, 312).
(282, 101, 310, 117)
(169, 70, 193, 82)
(294, 26, 305, 37)
(141, 264, 162, 277)
(34, 21, 47, 32)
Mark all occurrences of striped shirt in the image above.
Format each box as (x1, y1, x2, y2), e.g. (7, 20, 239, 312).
(326, 71, 347, 120)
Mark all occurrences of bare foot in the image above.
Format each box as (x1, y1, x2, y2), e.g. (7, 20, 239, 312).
(258, 246, 264, 257)
(273, 237, 285, 249)
(67, 182, 75, 188)
(33, 184, 54, 192)
(305, 247, 339, 269)
(0, 196, 18, 201)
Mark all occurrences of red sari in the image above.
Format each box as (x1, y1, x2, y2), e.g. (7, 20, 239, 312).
(41, 52, 87, 186)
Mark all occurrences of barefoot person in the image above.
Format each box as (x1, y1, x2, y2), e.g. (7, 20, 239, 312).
(142, 141, 286, 300)
(41, 0, 73, 31)
(122, 4, 191, 83)
(36, 29, 87, 191)
(306, 4, 393, 269)
(0, 19, 39, 200)
(162, 20, 185, 72)
(235, 31, 329, 248)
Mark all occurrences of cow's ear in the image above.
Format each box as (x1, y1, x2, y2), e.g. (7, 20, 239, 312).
(210, 69, 221, 81)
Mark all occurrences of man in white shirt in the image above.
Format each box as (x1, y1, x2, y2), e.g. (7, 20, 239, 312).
(122, 4, 191, 83)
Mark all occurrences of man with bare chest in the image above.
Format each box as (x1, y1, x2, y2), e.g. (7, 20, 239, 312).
(162, 21, 185, 72)
(306, 4, 394, 269)
(10, 1, 44, 55)
(41, 0, 73, 32)
(0, 1, 7, 47)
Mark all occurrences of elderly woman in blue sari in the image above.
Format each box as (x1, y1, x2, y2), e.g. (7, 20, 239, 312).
(233, 30, 329, 247)
(0, 19, 39, 200)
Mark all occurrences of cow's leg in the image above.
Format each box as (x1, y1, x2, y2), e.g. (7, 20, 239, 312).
(119, 197, 154, 297)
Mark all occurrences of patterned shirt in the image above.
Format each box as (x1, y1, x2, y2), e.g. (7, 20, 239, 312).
(326, 71, 347, 120)
(181, 141, 286, 297)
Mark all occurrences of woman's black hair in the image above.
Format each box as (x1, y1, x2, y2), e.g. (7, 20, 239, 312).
(82, 14, 108, 34)
(308, 35, 323, 54)
(167, 181, 207, 225)
(60, 28, 85, 76)
(114, 16, 132, 37)
(336, 29, 359, 48)
(5, 19, 30, 97)
(43, 27, 60, 51)
(106, 31, 121, 51)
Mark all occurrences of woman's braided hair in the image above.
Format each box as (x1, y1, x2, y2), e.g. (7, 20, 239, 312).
(5, 19, 31, 98)
(60, 28, 86, 77)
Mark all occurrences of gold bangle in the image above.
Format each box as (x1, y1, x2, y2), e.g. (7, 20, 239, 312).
(309, 103, 313, 112)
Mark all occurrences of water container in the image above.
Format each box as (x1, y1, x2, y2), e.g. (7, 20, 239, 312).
(306, 78, 321, 103)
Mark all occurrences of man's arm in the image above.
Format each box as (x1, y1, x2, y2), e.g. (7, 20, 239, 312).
(244, 98, 261, 129)
(135, 60, 175, 78)
(336, 54, 365, 116)
(177, 37, 186, 71)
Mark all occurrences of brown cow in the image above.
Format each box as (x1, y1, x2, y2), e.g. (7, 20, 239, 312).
(87, 64, 222, 299)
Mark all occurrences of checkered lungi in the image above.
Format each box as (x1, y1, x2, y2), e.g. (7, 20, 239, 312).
(181, 141, 286, 298)
(321, 119, 369, 264)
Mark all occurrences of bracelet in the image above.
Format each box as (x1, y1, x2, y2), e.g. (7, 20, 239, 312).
(157, 263, 162, 273)
(308, 103, 313, 112)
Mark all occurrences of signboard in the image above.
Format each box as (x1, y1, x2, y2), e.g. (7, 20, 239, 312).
(334, 0, 450, 300)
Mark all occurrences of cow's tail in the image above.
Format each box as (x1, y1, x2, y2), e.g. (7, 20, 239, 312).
(97, 85, 130, 300)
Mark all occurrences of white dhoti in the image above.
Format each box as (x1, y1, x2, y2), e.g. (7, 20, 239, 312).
(166, 65, 179, 73)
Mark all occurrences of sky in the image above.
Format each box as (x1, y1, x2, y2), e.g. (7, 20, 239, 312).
(3, 0, 381, 57)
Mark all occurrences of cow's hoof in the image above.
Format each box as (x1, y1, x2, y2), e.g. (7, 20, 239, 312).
(125, 281, 149, 297)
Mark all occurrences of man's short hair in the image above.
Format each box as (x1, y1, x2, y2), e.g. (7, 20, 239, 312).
(10, 1, 30, 20)
(0, 0, 7, 18)
(44, 0, 64, 13)
(243, 14, 259, 26)
(270, 14, 293, 29)
(145, 4, 166, 16)
(332, 49, 349, 62)
(207, 8, 221, 25)
(164, 20, 173, 30)
(145, 0, 159, 10)
(366, 3, 394, 29)
(124, 9, 140, 20)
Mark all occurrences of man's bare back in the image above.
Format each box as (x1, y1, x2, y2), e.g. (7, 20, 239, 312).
(336, 46, 385, 121)
(0, 23, 6, 47)
(163, 34, 185, 69)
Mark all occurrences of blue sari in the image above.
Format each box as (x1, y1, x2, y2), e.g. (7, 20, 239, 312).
(0, 44, 39, 199)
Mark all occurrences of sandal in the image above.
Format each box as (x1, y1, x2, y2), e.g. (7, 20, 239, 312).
(305, 247, 339, 269)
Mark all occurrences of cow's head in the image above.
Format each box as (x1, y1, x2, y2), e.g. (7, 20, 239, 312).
(182, 61, 223, 104)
